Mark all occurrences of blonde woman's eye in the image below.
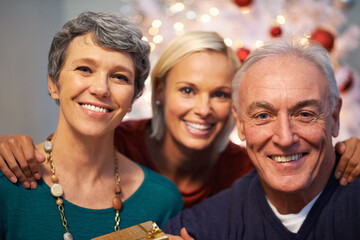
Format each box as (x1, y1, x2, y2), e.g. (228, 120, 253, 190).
(214, 91, 230, 98)
(180, 87, 193, 94)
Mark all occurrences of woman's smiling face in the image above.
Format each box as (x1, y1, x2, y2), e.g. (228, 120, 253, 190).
(49, 33, 135, 138)
(159, 51, 234, 150)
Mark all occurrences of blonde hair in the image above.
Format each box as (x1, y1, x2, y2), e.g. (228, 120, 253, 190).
(150, 31, 240, 152)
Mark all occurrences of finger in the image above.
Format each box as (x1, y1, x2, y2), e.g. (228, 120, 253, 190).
(343, 143, 360, 183)
(35, 149, 46, 163)
(33, 150, 45, 180)
(334, 137, 357, 180)
(8, 137, 35, 181)
(334, 151, 349, 180)
(180, 228, 195, 240)
(334, 141, 346, 155)
(20, 141, 41, 181)
(0, 155, 18, 183)
(0, 142, 30, 188)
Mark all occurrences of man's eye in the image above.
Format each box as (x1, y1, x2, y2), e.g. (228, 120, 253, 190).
(180, 87, 193, 94)
(76, 66, 91, 73)
(256, 113, 269, 119)
(294, 111, 317, 123)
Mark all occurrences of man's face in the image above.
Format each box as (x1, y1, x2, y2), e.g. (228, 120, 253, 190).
(234, 55, 341, 196)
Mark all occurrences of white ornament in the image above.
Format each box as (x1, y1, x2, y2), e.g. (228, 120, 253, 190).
(63, 232, 73, 240)
(51, 183, 64, 197)
(44, 141, 53, 153)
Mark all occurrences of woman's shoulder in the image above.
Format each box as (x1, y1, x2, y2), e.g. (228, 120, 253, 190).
(140, 165, 181, 195)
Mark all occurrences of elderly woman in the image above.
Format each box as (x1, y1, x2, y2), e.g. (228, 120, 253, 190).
(0, 12, 182, 240)
(1, 32, 360, 209)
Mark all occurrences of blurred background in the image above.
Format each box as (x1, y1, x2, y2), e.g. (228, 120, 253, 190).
(1, 0, 359, 144)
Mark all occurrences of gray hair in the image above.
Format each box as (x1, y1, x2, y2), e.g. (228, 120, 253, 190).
(232, 36, 340, 112)
(48, 11, 150, 102)
(150, 31, 240, 152)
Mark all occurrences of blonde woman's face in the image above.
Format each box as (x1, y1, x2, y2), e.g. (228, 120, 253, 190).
(158, 51, 234, 150)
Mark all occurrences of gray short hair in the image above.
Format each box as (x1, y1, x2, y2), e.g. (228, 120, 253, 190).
(48, 11, 150, 102)
(232, 36, 340, 112)
(150, 31, 240, 152)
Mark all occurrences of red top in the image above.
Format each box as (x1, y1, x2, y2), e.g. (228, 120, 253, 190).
(114, 119, 254, 208)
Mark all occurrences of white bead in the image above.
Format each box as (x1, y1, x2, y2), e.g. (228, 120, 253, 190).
(51, 183, 63, 197)
(44, 141, 53, 153)
(63, 232, 73, 240)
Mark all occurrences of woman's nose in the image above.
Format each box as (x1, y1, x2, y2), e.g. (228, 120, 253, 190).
(194, 96, 213, 117)
(88, 74, 110, 98)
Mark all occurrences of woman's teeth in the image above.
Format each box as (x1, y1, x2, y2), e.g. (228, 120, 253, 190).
(185, 121, 211, 131)
(272, 154, 303, 163)
(81, 104, 110, 113)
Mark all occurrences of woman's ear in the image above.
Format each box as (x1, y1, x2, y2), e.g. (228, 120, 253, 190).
(48, 75, 59, 100)
(155, 81, 164, 106)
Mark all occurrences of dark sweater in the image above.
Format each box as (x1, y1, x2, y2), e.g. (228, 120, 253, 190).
(163, 155, 360, 240)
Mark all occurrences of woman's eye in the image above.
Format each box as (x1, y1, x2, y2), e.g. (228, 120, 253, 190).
(112, 74, 129, 83)
(213, 91, 230, 99)
(180, 87, 193, 95)
(76, 66, 91, 73)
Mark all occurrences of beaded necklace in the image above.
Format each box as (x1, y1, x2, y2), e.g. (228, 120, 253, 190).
(44, 139, 123, 240)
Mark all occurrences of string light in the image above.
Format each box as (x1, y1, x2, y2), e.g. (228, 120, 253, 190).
(200, 14, 211, 23)
(276, 15, 285, 24)
(148, 27, 159, 35)
(152, 19, 162, 28)
(209, 7, 219, 16)
(173, 22, 184, 31)
(185, 10, 197, 20)
(223, 37, 233, 47)
(153, 35, 163, 44)
(255, 40, 264, 48)
(170, 2, 185, 13)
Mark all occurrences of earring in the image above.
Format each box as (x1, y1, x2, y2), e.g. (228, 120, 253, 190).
(155, 100, 160, 105)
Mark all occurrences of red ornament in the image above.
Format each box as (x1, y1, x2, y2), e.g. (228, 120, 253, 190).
(270, 26, 282, 37)
(339, 70, 354, 93)
(237, 47, 251, 62)
(234, 0, 253, 8)
(310, 28, 335, 52)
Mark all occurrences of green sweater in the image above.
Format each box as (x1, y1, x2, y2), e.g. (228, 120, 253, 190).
(0, 164, 183, 240)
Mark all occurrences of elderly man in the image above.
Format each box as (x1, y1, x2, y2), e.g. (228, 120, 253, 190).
(163, 36, 360, 239)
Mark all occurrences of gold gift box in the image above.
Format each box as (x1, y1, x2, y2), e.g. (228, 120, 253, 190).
(92, 221, 169, 240)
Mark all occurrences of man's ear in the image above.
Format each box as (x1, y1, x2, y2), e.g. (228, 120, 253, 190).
(331, 98, 342, 138)
(232, 103, 246, 141)
(48, 75, 59, 100)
